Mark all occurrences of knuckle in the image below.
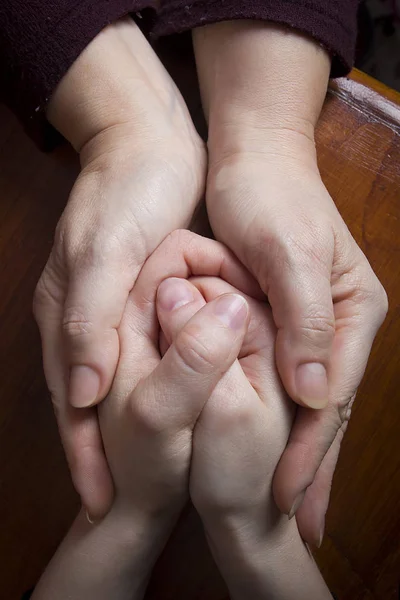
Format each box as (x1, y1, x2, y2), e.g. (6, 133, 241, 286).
(174, 325, 219, 376)
(164, 229, 195, 253)
(354, 265, 389, 324)
(55, 212, 90, 266)
(298, 310, 335, 346)
(62, 308, 94, 339)
(339, 250, 389, 327)
(59, 208, 131, 272)
(359, 279, 389, 329)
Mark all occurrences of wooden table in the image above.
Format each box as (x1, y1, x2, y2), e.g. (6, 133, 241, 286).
(1, 67, 399, 600)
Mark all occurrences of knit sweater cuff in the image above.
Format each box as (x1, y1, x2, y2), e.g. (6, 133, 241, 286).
(0, 0, 156, 148)
(155, 0, 359, 77)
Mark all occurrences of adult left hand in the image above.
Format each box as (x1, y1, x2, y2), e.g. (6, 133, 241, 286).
(207, 157, 387, 545)
(194, 21, 388, 545)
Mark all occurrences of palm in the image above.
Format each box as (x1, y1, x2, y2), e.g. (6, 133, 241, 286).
(206, 155, 386, 544)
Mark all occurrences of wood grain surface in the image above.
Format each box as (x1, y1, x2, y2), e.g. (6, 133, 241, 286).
(0, 68, 399, 600)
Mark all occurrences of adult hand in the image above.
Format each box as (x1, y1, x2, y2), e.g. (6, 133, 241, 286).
(194, 21, 388, 544)
(33, 18, 206, 518)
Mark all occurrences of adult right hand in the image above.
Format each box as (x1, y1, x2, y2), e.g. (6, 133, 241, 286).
(33, 18, 206, 519)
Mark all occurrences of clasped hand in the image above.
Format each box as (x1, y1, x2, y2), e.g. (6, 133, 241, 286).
(32, 231, 330, 600)
(33, 17, 387, 551)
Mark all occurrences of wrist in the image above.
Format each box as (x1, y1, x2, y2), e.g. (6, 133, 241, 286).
(205, 132, 321, 206)
(33, 507, 173, 600)
(206, 127, 319, 177)
(104, 503, 176, 562)
(202, 510, 296, 568)
(47, 17, 153, 152)
(86, 507, 169, 577)
(202, 515, 330, 600)
(193, 21, 329, 161)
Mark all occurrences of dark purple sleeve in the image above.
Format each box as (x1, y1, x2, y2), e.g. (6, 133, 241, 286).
(155, 0, 360, 77)
(0, 0, 358, 148)
(0, 0, 155, 146)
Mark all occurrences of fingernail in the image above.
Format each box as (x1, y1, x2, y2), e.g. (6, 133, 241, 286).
(295, 363, 329, 409)
(69, 365, 100, 408)
(317, 523, 325, 548)
(288, 489, 306, 520)
(85, 509, 95, 525)
(213, 294, 248, 329)
(157, 278, 194, 311)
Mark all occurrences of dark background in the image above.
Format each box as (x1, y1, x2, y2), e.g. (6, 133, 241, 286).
(357, 0, 400, 91)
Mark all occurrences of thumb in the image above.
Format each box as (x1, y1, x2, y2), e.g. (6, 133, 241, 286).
(134, 288, 249, 431)
(265, 246, 335, 410)
(65, 263, 136, 408)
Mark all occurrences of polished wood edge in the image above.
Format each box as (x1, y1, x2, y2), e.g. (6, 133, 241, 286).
(328, 68, 400, 132)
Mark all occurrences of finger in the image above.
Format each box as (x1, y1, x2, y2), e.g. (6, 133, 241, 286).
(34, 264, 114, 519)
(133, 291, 249, 432)
(272, 398, 352, 522)
(273, 274, 386, 519)
(295, 420, 348, 547)
(134, 229, 263, 312)
(108, 230, 262, 391)
(64, 260, 135, 409)
(157, 276, 289, 454)
(156, 277, 206, 346)
(63, 154, 209, 411)
(265, 240, 335, 410)
(108, 226, 258, 401)
(158, 275, 275, 364)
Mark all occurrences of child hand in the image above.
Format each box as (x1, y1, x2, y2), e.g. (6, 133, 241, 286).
(157, 274, 331, 599)
(32, 231, 256, 600)
(97, 230, 259, 519)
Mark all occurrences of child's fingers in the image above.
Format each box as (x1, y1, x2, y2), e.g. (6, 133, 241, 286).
(131, 289, 249, 433)
(156, 278, 206, 347)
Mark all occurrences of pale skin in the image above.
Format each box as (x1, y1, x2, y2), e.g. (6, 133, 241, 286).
(34, 16, 388, 546)
(32, 232, 331, 600)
